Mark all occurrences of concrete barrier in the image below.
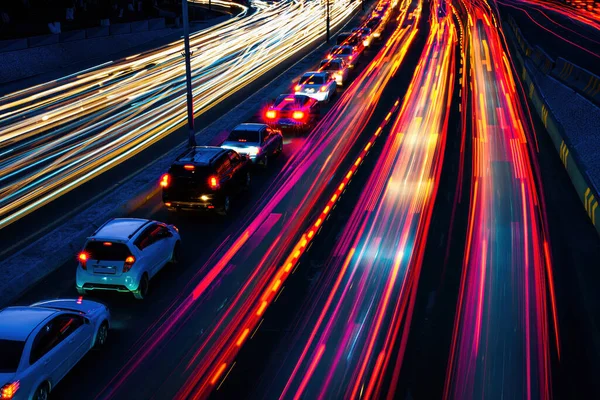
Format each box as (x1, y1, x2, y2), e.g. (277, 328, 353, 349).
(148, 18, 166, 30)
(28, 34, 59, 48)
(504, 22, 600, 236)
(130, 20, 149, 33)
(531, 45, 554, 74)
(0, 39, 28, 52)
(110, 22, 132, 35)
(86, 26, 110, 38)
(59, 29, 86, 43)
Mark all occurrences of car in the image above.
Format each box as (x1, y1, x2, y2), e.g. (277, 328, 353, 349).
(0, 299, 110, 400)
(294, 71, 337, 102)
(319, 58, 350, 86)
(367, 17, 384, 38)
(335, 31, 365, 54)
(326, 45, 360, 68)
(264, 94, 320, 132)
(161, 146, 251, 215)
(75, 218, 181, 299)
(373, 4, 391, 22)
(221, 123, 283, 166)
(351, 27, 374, 47)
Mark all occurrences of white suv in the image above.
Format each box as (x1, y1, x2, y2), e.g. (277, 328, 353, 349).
(75, 218, 181, 300)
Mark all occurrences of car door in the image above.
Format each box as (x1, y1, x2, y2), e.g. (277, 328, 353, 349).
(60, 314, 93, 369)
(227, 151, 245, 191)
(217, 155, 234, 195)
(151, 225, 174, 272)
(27, 315, 80, 386)
(134, 223, 161, 277)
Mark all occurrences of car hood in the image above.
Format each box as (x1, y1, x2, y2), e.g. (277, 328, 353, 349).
(31, 298, 106, 315)
(0, 372, 16, 388)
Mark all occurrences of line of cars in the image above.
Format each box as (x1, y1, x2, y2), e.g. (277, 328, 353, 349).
(0, 2, 397, 399)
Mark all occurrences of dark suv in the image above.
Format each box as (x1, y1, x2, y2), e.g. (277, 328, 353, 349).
(161, 146, 252, 215)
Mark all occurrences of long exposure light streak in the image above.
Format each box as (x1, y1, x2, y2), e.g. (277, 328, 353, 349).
(0, 0, 359, 230)
(276, 3, 457, 398)
(445, 1, 559, 399)
(90, 3, 422, 399)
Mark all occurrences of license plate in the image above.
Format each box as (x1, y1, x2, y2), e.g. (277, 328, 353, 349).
(94, 266, 116, 275)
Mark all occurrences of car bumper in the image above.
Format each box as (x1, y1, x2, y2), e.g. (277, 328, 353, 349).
(163, 196, 223, 211)
(76, 268, 140, 293)
(295, 91, 328, 102)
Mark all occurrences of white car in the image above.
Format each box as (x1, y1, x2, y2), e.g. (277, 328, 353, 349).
(326, 45, 360, 68)
(76, 218, 181, 300)
(0, 299, 110, 400)
(294, 71, 337, 102)
(220, 123, 283, 167)
(319, 58, 350, 86)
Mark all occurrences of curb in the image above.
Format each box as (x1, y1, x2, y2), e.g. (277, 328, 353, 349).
(504, 21, 600, 236)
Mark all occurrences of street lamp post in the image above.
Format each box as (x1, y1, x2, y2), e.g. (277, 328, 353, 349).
(326, 0, 330, 43)
(182, 0, 197, 147)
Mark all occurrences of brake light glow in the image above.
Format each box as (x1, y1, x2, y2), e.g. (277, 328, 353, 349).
(184, 164, 195, 170)
(320, 86, 328, 92)
(209, 176, 219, 189)
(123, 256, 135, 273)
(349, 55, 353, 60)
(294, 85, 301, 91)
(0, 381, 19, 399)
(292, 111, 305, 120)
(103, 242, 112, 246)
(327, 54, 333, 59)
(78, 252, 88, 270)
(266, 110, 277, 119)
(160, 173, 170, 188)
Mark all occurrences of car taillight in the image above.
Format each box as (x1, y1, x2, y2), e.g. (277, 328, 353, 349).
(1, 381, 20, 399)
(184, 164, 195, 170)
(265, 110, 277, 119)
(123, 256, 135, 273)
(327, 54, 332, 59)
(320, 86, 328, 92)
(209, 175, 219, 189)
(294, 85, 301, 91)
(78, 252, 88, 270)
(292, 111, 305, 120)
(349, 55, 353, 60)
(160, 173, 170, 188)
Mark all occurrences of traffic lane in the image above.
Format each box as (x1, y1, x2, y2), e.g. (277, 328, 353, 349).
(0, 0, 371, 260)
(528, 110, 600, 397)
(498, 1, 600, 75)
(10, 25, 392, 399)
(11, 138, 305, 400)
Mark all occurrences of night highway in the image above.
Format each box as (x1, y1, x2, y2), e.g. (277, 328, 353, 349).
(0, 0, 599, 399)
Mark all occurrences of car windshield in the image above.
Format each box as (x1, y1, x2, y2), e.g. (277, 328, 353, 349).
(227, 129, 260, 143)
(84, 241, 131, 261)
(320, 61, 342, 71)
(0, 339, 25, 372)
(299, 75, 324, 85)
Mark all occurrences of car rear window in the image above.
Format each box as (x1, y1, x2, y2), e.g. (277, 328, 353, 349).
(339, 47, 353, 55)
(367, 19, 380, 29)
(0, 339, 25, 372)
(320, 61, 342, 70)
(84, 241, 131, 261)
(300, 75, 324, 85)
(227, 129, 260, 143)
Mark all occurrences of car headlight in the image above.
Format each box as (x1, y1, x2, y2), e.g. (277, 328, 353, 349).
(246, 146, 260, 156)
(333, 73, 341, 80)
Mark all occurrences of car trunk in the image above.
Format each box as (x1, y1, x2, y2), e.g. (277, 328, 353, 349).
(84, 241, 132, 276)
(167, 165, 213, 201)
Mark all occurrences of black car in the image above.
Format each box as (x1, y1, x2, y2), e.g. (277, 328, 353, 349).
(161, 146, 252, 215)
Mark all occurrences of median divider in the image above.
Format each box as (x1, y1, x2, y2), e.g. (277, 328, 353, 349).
(503, 20, 600, 236)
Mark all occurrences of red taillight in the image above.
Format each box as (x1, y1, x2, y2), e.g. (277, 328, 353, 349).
(294, 85, 301, 91)
(209, 176, 219, 189)
(0, 382, 19, 399)
(265, 110, 277, 119)
(349, 55, 353, 60)
(160, 173, 170, 188)
(123, 256, 135, 273)
(292, 111, 305, 120)
(184, 164, 195, 170)
(78, 252, 88, 270)
(320, 86, 328, 92)
(327, 54, 332, 59)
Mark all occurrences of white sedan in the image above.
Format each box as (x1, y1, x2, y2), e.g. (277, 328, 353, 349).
(294, 71, 337, 102)
(0, 299, 110, 400)
(76, 218, 181, 300)
(319, 58, 350, 86)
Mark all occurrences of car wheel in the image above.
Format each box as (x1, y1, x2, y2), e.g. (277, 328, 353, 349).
(33, 383, 50, 400)
(94, 321, 108, 348)
(218, 196, 232, 216)
(276, 140, 283, 156)
(262, 155, 269, 168)
(171, 241, 181, 265)
(133, 274, 149, 300)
